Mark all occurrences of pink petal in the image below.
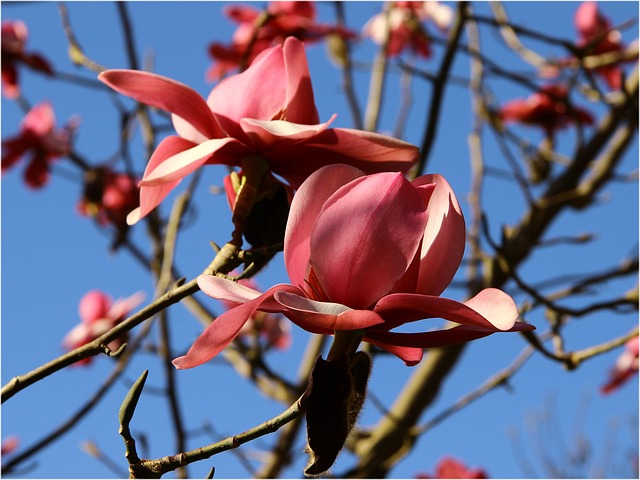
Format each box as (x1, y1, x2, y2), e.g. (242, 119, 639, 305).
(239, 115, 335, 150)
(126, 136, 192, 224)
(62, 323, 92, 350)
(364, 336, 424, 366)
(198, 275, 304, 312)
(21, 102, 55, 136)
(311, 172, 428, 309)
(172, 301, 260, 369)
(284, 164, 365, 288)
(366, 324, 497, 349)
(463, 288, 521, 331)
(206, 44, 287, 132)
(172, 114, 209, 144)
(107, 292, 146, 320)
(372, 291, 521, 331)
(260, 127, 419, 189)
(98, 70, 220, 139)
(173, 282, 304, 369)
(197, 274, 263, 303)
(412, 174, 466, 296)
(575, 2, 605, 39)
(274, 291, 385, 330)
(79, 290, 112, 323)
(281, 37, 320, 125)
(141, 137, 245, 185)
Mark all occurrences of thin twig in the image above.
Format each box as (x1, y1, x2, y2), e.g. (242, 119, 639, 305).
(414, 2, 468, 177)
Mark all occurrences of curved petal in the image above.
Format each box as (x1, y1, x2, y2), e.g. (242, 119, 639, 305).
(363, 336, 424, 366)
(412, 174, 466, 296)
(141, 137, 245, 185)
(262, 127, 419, 189)
(198, 275, 304, 312)
(1, 137, 31, 171)
(172, 114, 209, 144)
(366, 324, 496, 349)
(311, 172, 428, 309)
(173, 283, 301, 369)
(198, 274, 262, 303)
(172, 301, 260, 369)
(239, 115, 335, 151)
(62, 323, 91, 350)
(207, 44, 287, 130)
(22, 102, 55, 136)
(282, 37, 320, 125)
(108, 292, 146, 320)
(98, 70, 220, 138)
(126, 136, 193, 224)
(79, 291, 112, 323)
(372, 290, 520, 332)
(274, 291, 385, 330)
(284, 164, 365, 288)
(463, 288, 522, 331)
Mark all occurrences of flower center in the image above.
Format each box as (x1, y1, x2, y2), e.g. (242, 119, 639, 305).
(304, 265, 329, 302)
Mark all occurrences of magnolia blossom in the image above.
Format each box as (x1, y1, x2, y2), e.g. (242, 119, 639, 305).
(1, 19, 53, 99)
(417, 457, 488, 479)
(207, 1, 354, 80)
(574, 2, 632, 90)
(362, 1, 453, 58)
(221, 275, 291, 351)
(2, 102, 77, 188)
(77, 167, 140, 229)
(499, 84, 593, 138)
(99, 37, 418, 225)
(63, 290, 145, 366)
(173, 164, 534, 369)
(601, 335, 639, 394)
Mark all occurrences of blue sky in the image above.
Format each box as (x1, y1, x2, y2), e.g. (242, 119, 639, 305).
(1, 2, 638, 478)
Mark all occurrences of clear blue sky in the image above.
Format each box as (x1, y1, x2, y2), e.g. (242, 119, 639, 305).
(1, 2, 638, 478)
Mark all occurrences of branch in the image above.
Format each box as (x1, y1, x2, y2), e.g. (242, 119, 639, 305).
(123, 380, 308, 479)
(1, 277, 199, 403)
(414, 2, 468, 176)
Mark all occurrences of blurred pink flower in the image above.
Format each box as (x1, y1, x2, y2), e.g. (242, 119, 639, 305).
(1, 19, 53, 99)
(173, 164, 534, 369)
(601, 335, 639, 394)
(63, 290, 145, 366)
(99, 37, 418, 225)
(1, 435, 19, 456)
(77, 166, 140, 230)
(2, 101, 77, 188)
(417, 456, 489, 478)
(499, 84, 593, 138)
(221, 275, 291, 351)
(362, 1, 453, 58)
(574, 1, 633, 90)
(206, 1, 355, 81)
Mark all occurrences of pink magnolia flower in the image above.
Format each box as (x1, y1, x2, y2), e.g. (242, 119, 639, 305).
(417, 457, 488, 479)
(63, 290, 145, 366)
(206, 2, 355, 81)
(499, 84, 593, 138)
(99, 37, 418, 225)
(2, 102, 77, 188)
(601, 335, 639, 394)
(574, 2, 632, 90)
(221, 275, 291, 351)
(77, 166, 140, 230)
(173, 164, 534, 369)
(362, 1, 453, 58)
(1, 19, 53, 99)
